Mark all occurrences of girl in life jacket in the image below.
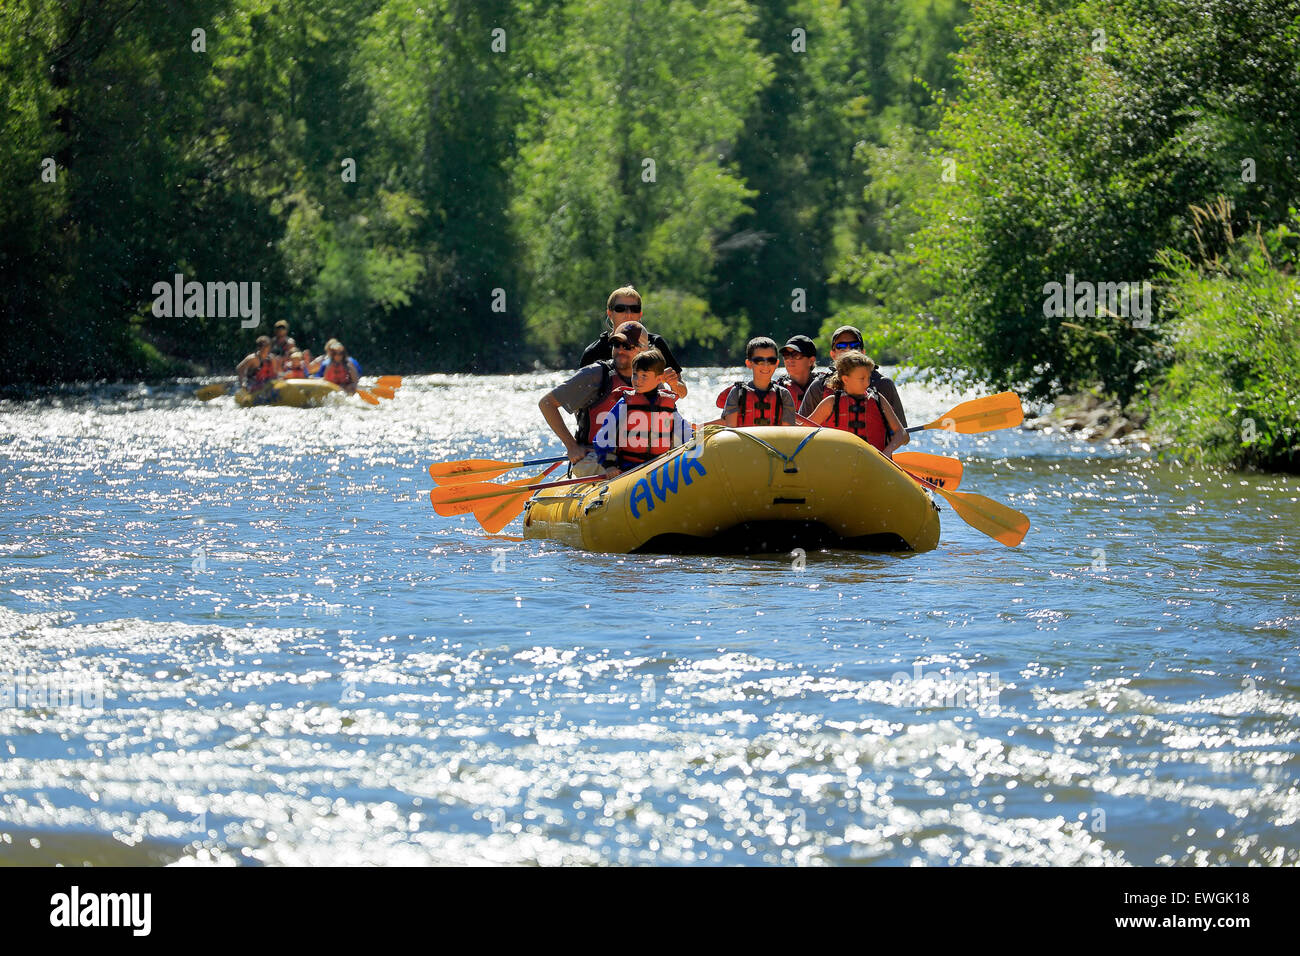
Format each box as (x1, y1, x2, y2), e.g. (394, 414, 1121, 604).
(592, 349, 692, 474)
(805, 351, 909, 457)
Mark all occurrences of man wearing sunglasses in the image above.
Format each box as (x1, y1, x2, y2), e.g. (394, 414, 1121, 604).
(540, 321, 651, 476)
(797, 325, 908, 431)
(722, 337, 797, 426)
(579, 286, 686, 399)
(774, 334, 823, 408)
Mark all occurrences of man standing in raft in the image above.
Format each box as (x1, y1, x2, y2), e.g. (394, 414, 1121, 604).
(540, 322, 649, 477)
(579, 286, 687, 400)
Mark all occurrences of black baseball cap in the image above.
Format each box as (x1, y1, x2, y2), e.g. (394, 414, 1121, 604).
(780, 335, 816, 357)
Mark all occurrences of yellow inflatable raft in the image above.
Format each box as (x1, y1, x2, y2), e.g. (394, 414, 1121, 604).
(522, 426, 940, 554)
(235, 379, 340, 408)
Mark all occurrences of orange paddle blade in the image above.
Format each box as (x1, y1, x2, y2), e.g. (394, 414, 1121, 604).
(429, 464, 560, 518)
(371, 385, 396, 400)
(932, 486, 1030, 547)
(356, 388, 380, 406)
(430, 458, 519, 485)
(473, 489, 534, 534)
(894, 451, 963, 491)
(377, 376, 403, 388)
(921, 391, 1023, 434)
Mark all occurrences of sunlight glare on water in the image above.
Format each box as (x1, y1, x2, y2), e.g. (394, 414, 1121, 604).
(0, 371, 1297, 865)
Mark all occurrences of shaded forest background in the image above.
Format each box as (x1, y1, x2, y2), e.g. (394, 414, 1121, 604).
(2, 0, 1297, 468)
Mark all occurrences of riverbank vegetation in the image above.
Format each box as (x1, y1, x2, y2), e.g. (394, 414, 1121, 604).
(1, 0, 1297, 469)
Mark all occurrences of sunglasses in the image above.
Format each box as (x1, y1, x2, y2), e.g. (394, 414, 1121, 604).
(613, 341, 642, 351)
(749, 356, 779, 365)
(833, 340, 864, 351)
(611, 303, 642, 313)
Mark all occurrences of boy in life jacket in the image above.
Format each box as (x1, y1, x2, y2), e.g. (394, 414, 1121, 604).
(539, 322, 648, 477)
(805, 351, 909, 457)
(592, 349, 692, 476)
(721, 337, 797, 427)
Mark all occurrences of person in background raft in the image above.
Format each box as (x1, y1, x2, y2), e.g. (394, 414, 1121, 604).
(797, 325, 907, 431)
(282, 351, 307, 379)
(317, 338, 360, 394)
(540, 322, 648, 477)
(774, 335, 824, 410)
(270, 319, 293, 358)
(579, 286, 687, 399)
(236, 335, 278, 394)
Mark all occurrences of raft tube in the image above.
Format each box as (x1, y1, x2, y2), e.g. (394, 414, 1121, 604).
(235, 379, 341, 408)
(522, 425, 940, 554)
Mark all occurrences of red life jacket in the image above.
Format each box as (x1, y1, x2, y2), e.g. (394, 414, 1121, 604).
(729, 382, 790, 426)
(828, 389, 888, 451)
(610, 386, 680, 466)
(324, 358, 354, 386)
(776, 373, 811, 409)
(578, 361, 632, 445)
(251, 356, 276, 386)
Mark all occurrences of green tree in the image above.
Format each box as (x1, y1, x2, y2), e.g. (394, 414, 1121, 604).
(510, 0, 771, 365)
(908, 0, 1300, 401)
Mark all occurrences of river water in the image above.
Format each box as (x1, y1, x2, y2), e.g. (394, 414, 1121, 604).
(1, 370, 1297, 865)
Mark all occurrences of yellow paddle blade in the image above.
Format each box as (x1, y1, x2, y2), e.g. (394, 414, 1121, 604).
(195, 383, 230, 401)
(356, 388, 380, 406)
(924, 391, 1023, 434)
(932, 486, 1030, 547)
(377, 376, 403, 388)
(371, 385, 397, 400)
(895, 451, 963, 491)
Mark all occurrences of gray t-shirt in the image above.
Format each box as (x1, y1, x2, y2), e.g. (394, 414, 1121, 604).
(722, 382, 797, 425)
(799, 370, 908, 428)
(549, 362, 631, 415)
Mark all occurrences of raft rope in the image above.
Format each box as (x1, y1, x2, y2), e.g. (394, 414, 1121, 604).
(718, 426, 821, 475)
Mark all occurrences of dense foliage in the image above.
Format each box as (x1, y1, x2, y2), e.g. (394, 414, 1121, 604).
(901, 0, 1300, 414)
(3, 0, 1297, 469)
(0, 0, 968, 379)
(1145, 207, 1300, 471)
